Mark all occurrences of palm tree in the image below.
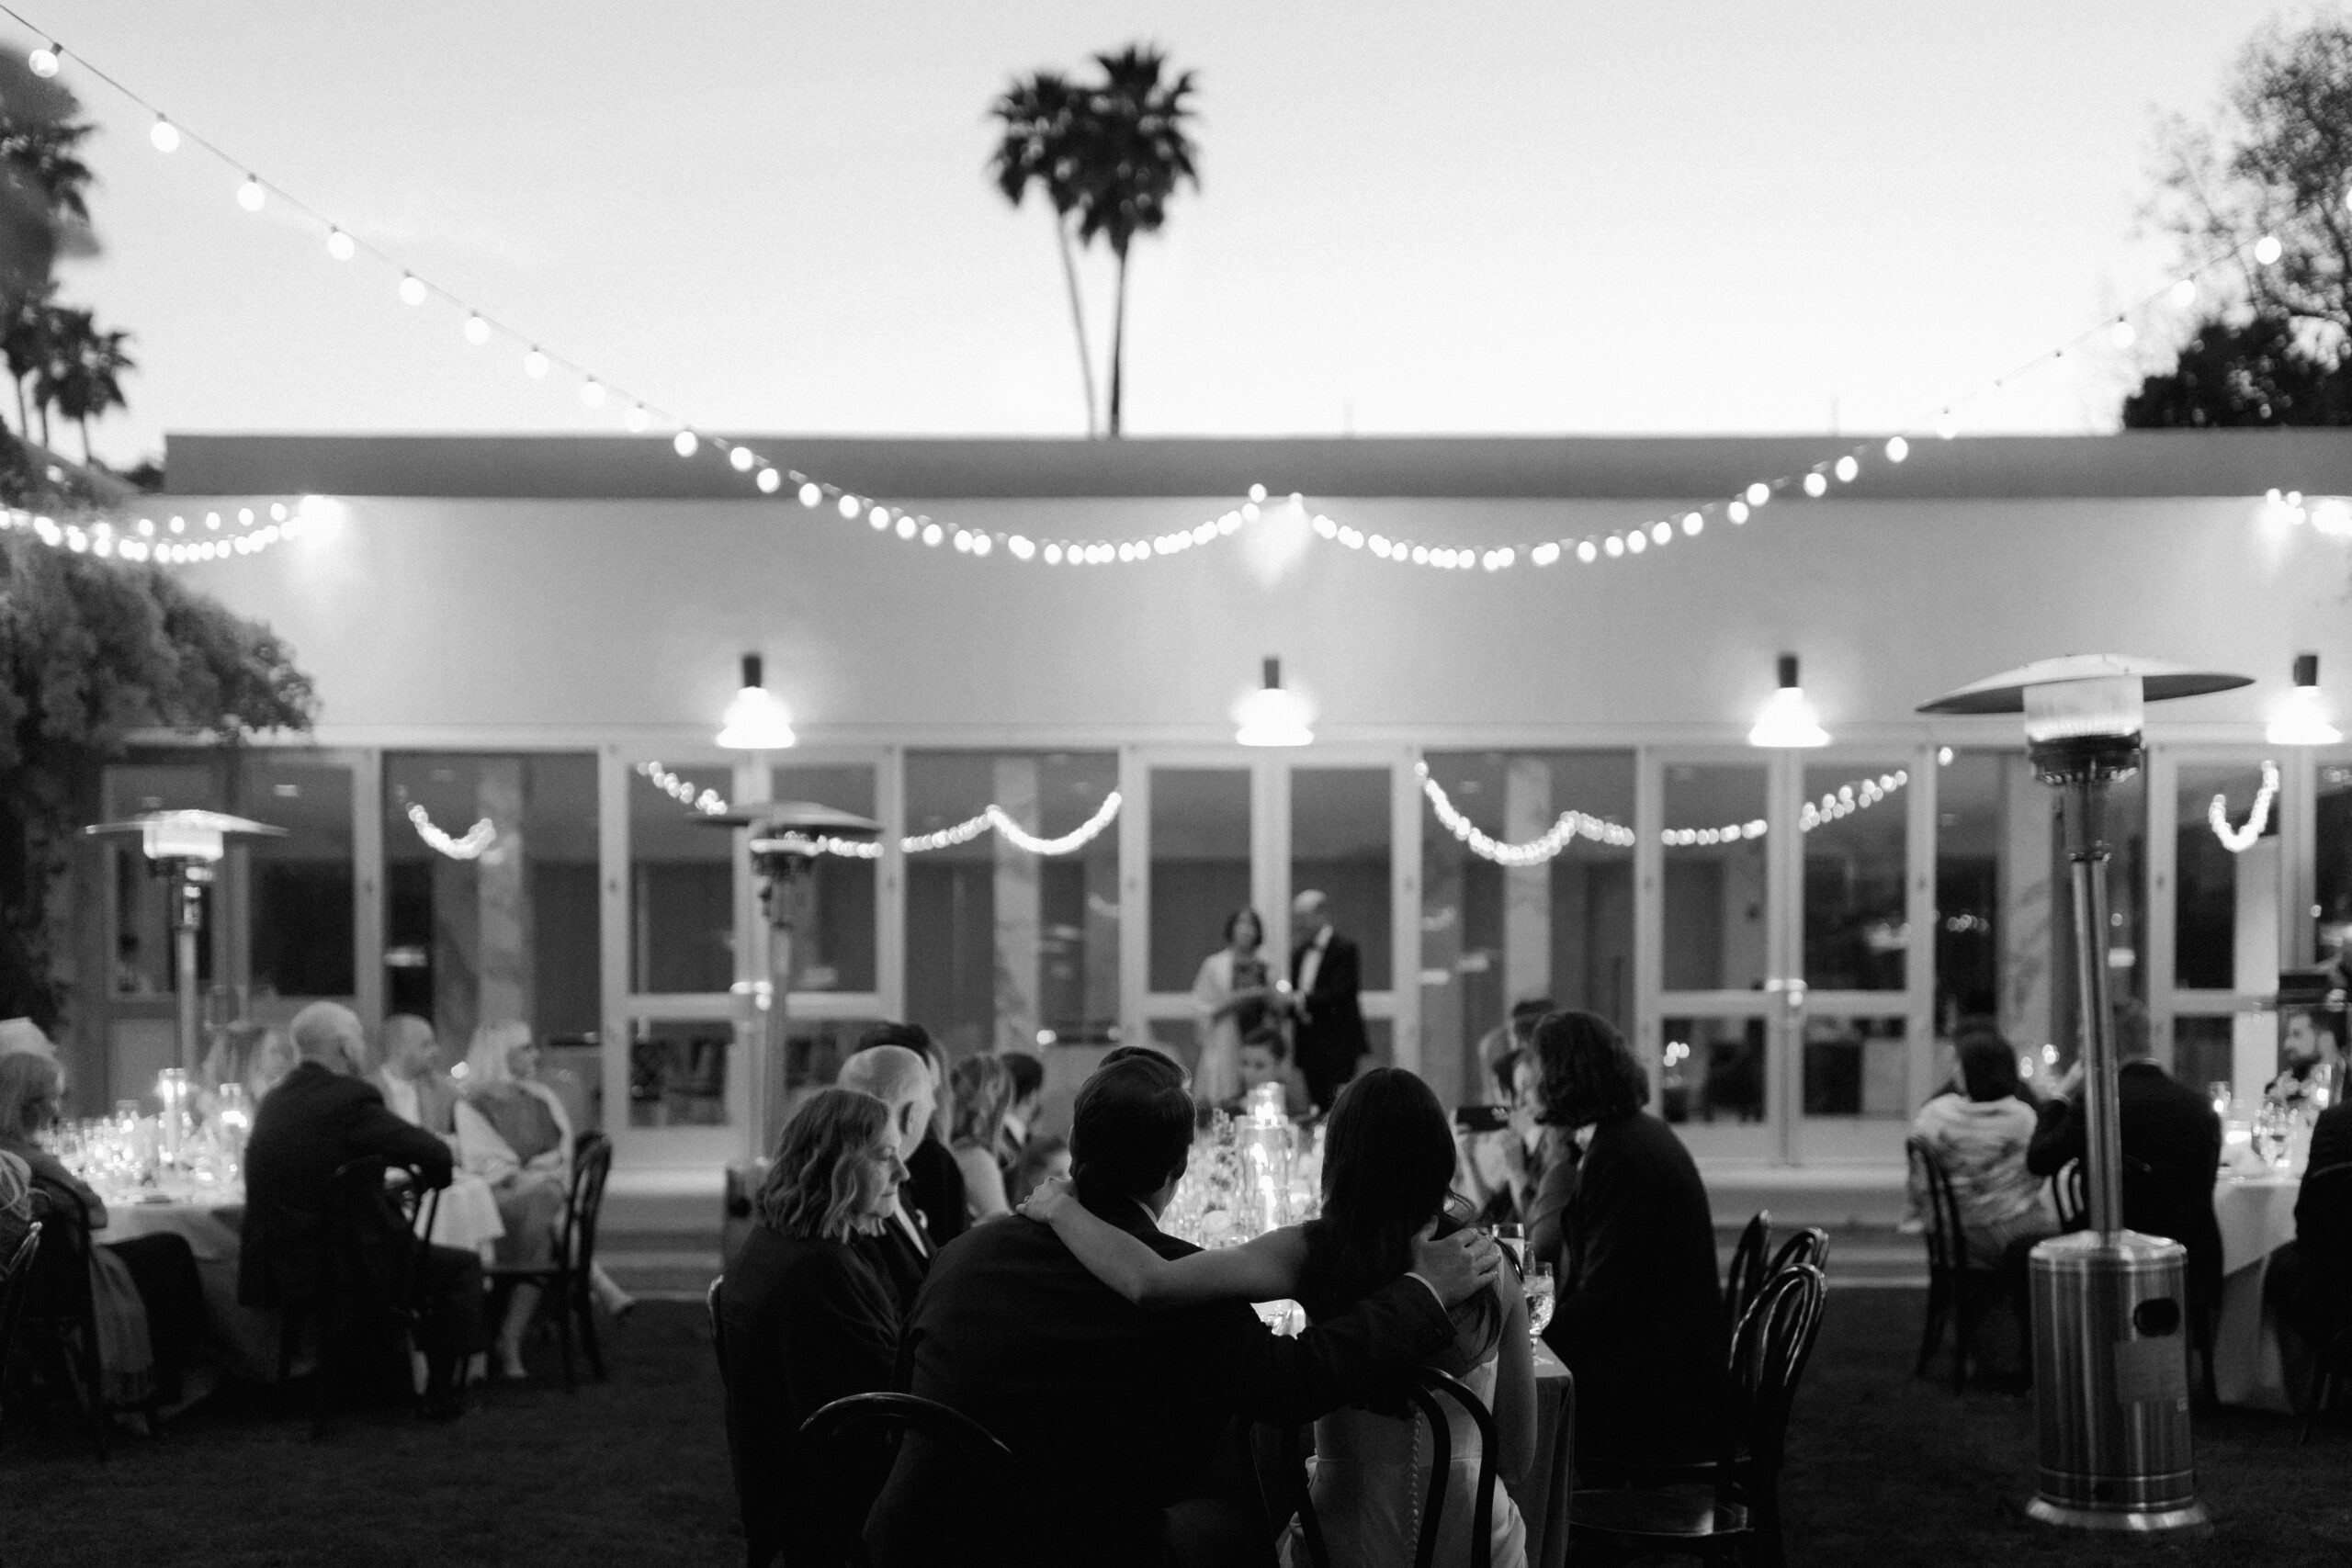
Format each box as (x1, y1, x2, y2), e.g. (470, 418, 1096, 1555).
(1068, 46, 1199, 437)
(1, 288, 55, 440)
(37, 307, 133, 462)
(989, 72, 1100, 435)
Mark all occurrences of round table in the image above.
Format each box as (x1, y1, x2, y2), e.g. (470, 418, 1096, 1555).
(2211, 1171, 2301, 1412)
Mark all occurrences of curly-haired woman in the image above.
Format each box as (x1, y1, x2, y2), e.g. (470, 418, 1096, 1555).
(718, 1088, 907, 1568)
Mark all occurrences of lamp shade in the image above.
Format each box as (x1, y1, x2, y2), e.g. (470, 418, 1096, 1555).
(84, 809, 287, 863)
(716, 652, 797, 750)
(2267, 653, 2341, 746)
(1236, 657, 1314, 748)
(1747, 654, 1830, 748)
(1915, 654, 2249, 716)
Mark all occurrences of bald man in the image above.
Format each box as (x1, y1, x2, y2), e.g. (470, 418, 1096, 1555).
(1288, 890, 1370, 1113)
(240, 1002, 486, 1416)
(838, 1042, 950, 1313)
(374, 1015, 458, 1135)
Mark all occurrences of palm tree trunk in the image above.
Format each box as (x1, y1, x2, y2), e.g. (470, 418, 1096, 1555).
(11, 377, 24, 441)
(77, 415, 91, 465)
(1108, 245, 1129, 438)
(36, 398, 48, 450)
(1054, 217, 1098, 437)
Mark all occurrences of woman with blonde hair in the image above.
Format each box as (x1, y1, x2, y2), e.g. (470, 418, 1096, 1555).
(455, 1022, 631, 1375)
(948, 1055, 1014, 1222)
(718, 1088, 907, 1568)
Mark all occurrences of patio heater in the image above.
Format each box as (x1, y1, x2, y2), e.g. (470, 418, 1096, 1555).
(1920, 654, 2246, 1533)
(697, 802, 882, 1156)
(83, 810, 286, 1074)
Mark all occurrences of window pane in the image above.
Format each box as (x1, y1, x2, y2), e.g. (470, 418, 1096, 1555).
(1291, 769, 1391, 991)
(1150, 768, 1251, 994)
(905, 751, 1120, 1057)
(2319, 756, 2352, 964)
(1801, 1015, 1908, 1119)
(1802, 760, 1910, 991)
(2172, 1015, 2236, 1103)
(770, 764, 877, 993)
(1661, 1016, 1766, 1125)
(1420, 751, 1634, 1105)
(385, 753, 601, 1046)
(237, 754, 354, 1001)
(2174, 761, 2271, 991)
(628, 764, 733, 994)
(1662, 764, 1770, 993)
(628, 1017, 734, 1128)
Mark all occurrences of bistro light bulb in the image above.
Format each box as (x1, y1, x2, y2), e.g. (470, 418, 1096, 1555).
(150, 118, 180, 153)
(1749, 654, 1832, 748)
(2256, 234, 2284, 265)
(1804, 472, 1828, 498)
(1936, 410, 1960, 440)
(715, 653, 797, 750)
(2170, 277, 2197, 309)
(579, 378, 605, 407)
(673, 430, 698, 457)
(463, 315, 491, 345)
(326, 229, 356, 262)
(625, 404, 650, 432)
(799, 482, 822, 508)
(2267, 654, 2343, 746)
(729, 446, 755, 472)
(2109, 317, 2136, 350)
(1577, 539, 1599, 563)
(1835, 455, 1860, 483)
(1885, 435, 1910, 463)
(523, 349, 549, 378)
(1728, 501, 1750, 525)
(1235, 657, 1314, 748)
(1681, 512, 1704, 536)
(237, 177, 266, 212)
(28, 45, 60, 77)
(398, 275, 427, 306)
(757, 468, 781, 493)
(1745, 482, 1770, 507)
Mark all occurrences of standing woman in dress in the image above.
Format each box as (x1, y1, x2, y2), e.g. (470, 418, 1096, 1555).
(1190, 907, 1273, 1107)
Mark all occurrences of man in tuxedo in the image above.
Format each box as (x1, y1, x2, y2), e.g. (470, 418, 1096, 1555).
(837, 1042, 945, 1314)
(239, 1002, 485, 1416)
(1287, 890, 1370, 1113)
(867, 1052, 1498, 1568)
(373, 1014, 458, 1135)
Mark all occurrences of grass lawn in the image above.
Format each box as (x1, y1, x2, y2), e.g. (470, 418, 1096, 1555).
(5, 1287, 2351, 1566)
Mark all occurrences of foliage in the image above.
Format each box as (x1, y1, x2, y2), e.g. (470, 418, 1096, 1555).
(36, 306, 135, 459)
(0, 537, 316, 1026)
(988, 45, 1199, 436)
(2120, 311, 2352, 427)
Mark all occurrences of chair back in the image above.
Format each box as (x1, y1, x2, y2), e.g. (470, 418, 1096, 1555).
(1729, 1263, 1828, 1498)
(2052, 1158, 2087, 1231)
(0, 1222, 42, 1384)
(792, 1393, 1014, 1568)
(1905, 1136, 1968, 1274)
(1268, 1419, 1332, 1568)
(1405, 1369, 1500, 1568)
(1766, 1225, 1830, 1281)
(560, 1133, 615, 1279)
(1724, 1211, 1771, 1329)
(705, 1275, 726, 1367)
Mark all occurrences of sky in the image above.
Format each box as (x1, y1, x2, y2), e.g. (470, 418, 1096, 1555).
(15, 0, 2316, 467)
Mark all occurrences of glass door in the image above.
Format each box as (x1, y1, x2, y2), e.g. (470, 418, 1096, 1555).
(1139, 759, 1261, 1077)
(2155, 745, 2281, 1100)
(1290, 765, 1397, 1069)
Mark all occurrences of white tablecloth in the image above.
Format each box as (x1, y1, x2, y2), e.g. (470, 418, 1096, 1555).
(2211, 1174, 2301, 1412)
(424, 1173, 505, 1258)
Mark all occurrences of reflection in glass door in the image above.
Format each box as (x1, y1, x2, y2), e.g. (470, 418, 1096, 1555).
(1654, 757, 1777, 1162)
(1144, 765, 1255, 1075)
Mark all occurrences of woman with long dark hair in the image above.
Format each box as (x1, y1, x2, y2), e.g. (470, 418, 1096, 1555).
(1024, 1066, 1534, 1568)
(1521, 1010, 1726, 1473)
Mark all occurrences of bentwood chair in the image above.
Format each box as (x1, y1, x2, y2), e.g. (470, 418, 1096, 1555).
(1765, 1226, 1829, 1282)
(2294, 1162, 2352, 1442)
(1908, 1135, 1994, 1393)
(1405, 1369, 1503, 1568)
(278, 1156, 440, 1436)
(1568, 1263, 1828, 1568)
(14, 1198, 128, 1456)
(1724, 1212, 1772, 1334)
(792, 1392, 1015, 1568)
(486, 1132, 614, 1392)
(0, 1222, 43, 1447)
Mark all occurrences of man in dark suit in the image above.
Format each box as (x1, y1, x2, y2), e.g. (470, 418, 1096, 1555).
(2267, 1097, 2352, 1348)
(240, 1002, 486, 1416)
(867, 1053, 1498, 1568)
(1286, 890, 1370, 1114)
(2026, 1024, 2224, 1306)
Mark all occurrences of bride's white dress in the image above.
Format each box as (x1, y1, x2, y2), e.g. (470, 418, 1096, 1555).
(1282, 1328, 1528, 1568)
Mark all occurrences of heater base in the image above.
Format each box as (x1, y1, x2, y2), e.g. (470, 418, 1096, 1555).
(2024, 1497, 2211, 1534)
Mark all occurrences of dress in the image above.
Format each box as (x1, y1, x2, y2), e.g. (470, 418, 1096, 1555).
(1191, 947, 1270, 1105)
(456, 1081, 572, 1269)
(1286, 1226, 1528, 1568)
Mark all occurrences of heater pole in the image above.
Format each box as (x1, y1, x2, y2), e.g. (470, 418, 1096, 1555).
(172, 867, 206, 1073)
(2065, 775, 2124, 1239)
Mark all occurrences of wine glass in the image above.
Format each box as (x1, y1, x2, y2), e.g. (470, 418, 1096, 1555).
(1524, 1263, 1555, 1343)
(2253, 1102, 2291, 1169)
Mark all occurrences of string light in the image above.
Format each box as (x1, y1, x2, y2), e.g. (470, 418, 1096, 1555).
(633, 762, 1120, 857)
(0, 495, 333, 562)
(148, 116, 178, 152)
(406, 802, 495, 861)
(2210, 761, 2280, 853)
(399, 275, 426, 307)
(27, 40, 57, 76)
(325, 228, 355, 262)
(236, 176, 265, 212)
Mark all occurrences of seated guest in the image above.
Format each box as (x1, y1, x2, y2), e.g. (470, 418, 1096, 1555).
(1218, 1025, 1315, 1122)
(838, 1043, 947, 1313)
(947, 1055, 1013, 1222)
(0, 1016, 58, 1063)
(374, 1014, 458, 1134)
(2267, 1094, 2352, 1348)
(0, 1146, 30, 1258)
(2267, 1008, 2343, 1110)
(856, 1023, 966, 1251)
(866, 1051, 1498, 1568)
(0, 1050, 207, 1411)
(1027, 1066, 1537, 1567)
(1454, 1047, 1538, 1226)
(1908, 1032, 2060, 1268)
(1523, 1010, 1727, 1473)
(2027, 1010, 2223, 1311)
(1004, 1136, 1069, 1210)
(997, 1050, 1044, 1168)
(200, 1020, 298, 1110)
(1473, 998, 1555, 1106)
(719, 1088, 907, 1568)
(238, 1002, 484, 1416)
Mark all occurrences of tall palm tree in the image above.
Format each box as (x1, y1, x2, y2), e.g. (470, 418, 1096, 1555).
(1068, 46, 1199, 437)
(40, 307, 133, 462)
(989, 72, 1099, 435)
(1, 288, 55, 440)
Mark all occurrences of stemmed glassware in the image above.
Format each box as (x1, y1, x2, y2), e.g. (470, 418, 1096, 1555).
(1524, 1263, 1555, 1343)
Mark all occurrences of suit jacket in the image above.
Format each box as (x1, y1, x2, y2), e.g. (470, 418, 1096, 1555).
(2027, 1060, 2224, 1302)
(1537, 1111, 1726, 1468)
(373, 1067, 458, 1136)
(1289, 931, 1370, 1075)
(851, 1201, 932, 1318)
(720, 1224, 899, 1568)
(238, 1061, 454, 1309)
(866, 1193, 1454, 1567)
(901, 1134, 967, 1252)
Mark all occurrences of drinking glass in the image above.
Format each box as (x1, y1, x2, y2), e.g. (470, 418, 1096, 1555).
(1524, 1263, 1555, 1342)
(2253, 1102, 2291, 1169)
(2207, 1081, 2233, 1121)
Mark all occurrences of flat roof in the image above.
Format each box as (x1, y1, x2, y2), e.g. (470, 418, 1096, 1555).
(161, 429, 2352, 502)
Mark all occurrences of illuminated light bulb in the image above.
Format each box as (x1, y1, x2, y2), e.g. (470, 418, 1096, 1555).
(237, 177, 266, 212)
(1370, 536, 1392, 558)
(579, 379, 605, 408)
(1603, 535, 1625, 558)
(2256, 233, 2284, 265)
(1248, 483, 1268, 503)
(2170, 277, 2197, 309)
(972, 534, 993, 557)
(756, 468, 781, 493)
(954, 530, 973, 552)
(137, 519, 154, 537)
(1626, 530, 1647, 555)
(28, 45, 59, 77)
(399, 275, 426, 306)
(672, 431, 698, 457)
(2268, 654, 2343, 746)
(1650, 521, 1672, 545)
(2109, 317, 2136, 350)
(1198, 523, 1220, 545)
(1885, 435, 1909, 463)
(1577, 540, 1599, 563)
(1748, 655, 1831, 748)
(1745, 482, 1770, 506)
(1218, 512, 1242, 535)
(625, 405, 650, 432)
(326, 229, 356, 262)
(1495, 547, 1515, 568)
(1044, 543, 1064, 564)
(729, 446, 754, 472)
(1411, 546, 1430, 565)
(205, 512, 221, 530)
(837, 494, 863, 520)
(1235, 657, 1314, 748)
(524, 349, 549, 378)
(1313, 514, 1338, 539)
(1092, 543, 1114, 564)
(1682, 512, 1703, 536)
(1728, 501, 1749, 525)
(1803, 472, 1828, 498)
(1935, 410, 1959, 440)
(714, 653, 797, 750)
(1241, 502, 1261, 524)
(1009, 536, 1035, 559)
(871, 505, 893, 530)
(238, 508, 254, 525)
(799, 482, 823, 508)
(1834, 456, 1859, 483)
(150, 118, 181, 153)
(269, 502, 288, 522)
(464, 315, 491, 345)
(899, 517, 922, 541)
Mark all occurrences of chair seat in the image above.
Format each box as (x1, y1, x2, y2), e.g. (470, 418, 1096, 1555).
(1570, 1483, 1750, 1541)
